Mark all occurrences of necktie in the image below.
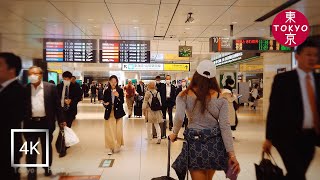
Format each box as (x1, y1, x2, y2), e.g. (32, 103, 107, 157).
(306, 74, 320, 135)
(64, 86, 69, 111)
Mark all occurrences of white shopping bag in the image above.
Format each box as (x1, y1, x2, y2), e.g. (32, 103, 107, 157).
(64, 127, 80, 147)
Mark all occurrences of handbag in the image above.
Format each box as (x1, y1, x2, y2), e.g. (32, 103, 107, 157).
(255, 152, 284, 180)
(55, 127, 66, 157)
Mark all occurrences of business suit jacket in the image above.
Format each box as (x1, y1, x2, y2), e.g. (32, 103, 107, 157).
(137, 84, 145, 96)
(176, 86, 187, 96)
(1, 80, 27, 179)
(57, 82, 82, 117)
(25, 82, 64, 132)
(266, 70, 320, 144)
(103, 87, 126, 120)
(161, 84, 176, 108)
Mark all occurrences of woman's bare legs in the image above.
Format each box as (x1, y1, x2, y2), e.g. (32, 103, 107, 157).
(190, 170, 216, 180)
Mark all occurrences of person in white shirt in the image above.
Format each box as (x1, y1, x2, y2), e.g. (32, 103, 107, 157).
(24, 66, 66, 179)
(162, 75, 176, 131)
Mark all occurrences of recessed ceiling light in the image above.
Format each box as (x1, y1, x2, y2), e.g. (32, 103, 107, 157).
(132, 19, 139, 23)
(222, 28, 228, 31)
(134, 26, 139, 29)
(94, 25, 98, 28)
(88, 18, 94, 21)
(185, 27, 191, 30)
(260, 28, 265, 31)
(232, 21, 237, 24)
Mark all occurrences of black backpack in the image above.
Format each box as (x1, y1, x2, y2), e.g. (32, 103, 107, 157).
(149, 91, 162, 111)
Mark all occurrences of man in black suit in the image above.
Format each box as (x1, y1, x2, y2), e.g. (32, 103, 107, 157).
(24, 66, 66, 179)
(162, 75, 176, 131)
(0, 53, 27, 180)
(137, 80, 145, 96)
(57, 72, 82, 128)
(90, 82, 98, 103)
(263, 40, 320, 180)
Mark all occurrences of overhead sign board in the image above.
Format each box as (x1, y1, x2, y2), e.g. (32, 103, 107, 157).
(213, 52, 259, 66)
(164, 54, 189, 61)
(122, 63, 163, 71)
(178, 46, 192, 57)
(122, 63, 190, 71)
(100, 40, 150, 63)
(209, 37, 292, 52)
(43, 39, 97, 63)
(164, 63, 190, 71)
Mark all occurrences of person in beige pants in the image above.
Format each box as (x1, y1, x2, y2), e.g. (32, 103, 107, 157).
(103, 75, 126, 155)
(124, 80, 136, 118)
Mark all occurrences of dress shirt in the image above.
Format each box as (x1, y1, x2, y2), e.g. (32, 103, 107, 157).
(111, 90, 115, 104)
(0, 77, 17, 93)
(166, 84, 171, 98)
(31, 81, 46, 117)
(182, 86, 187, 91)
(140, 85, 144, 94)
(296, 67, 316, 129)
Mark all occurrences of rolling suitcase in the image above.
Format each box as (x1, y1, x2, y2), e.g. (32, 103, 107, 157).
(134, 96, 143, 117)
(151, 138, 176, 180)
(134, 105, 142, 117)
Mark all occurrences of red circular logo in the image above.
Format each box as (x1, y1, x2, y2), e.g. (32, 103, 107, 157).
(272, 9, 310, 47)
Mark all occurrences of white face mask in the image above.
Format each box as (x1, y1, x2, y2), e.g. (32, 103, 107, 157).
(28, 75, 40, 84)
(166, 80, 171, 84)
(63, 80, 71, 86)
(182, 82, 186, 87)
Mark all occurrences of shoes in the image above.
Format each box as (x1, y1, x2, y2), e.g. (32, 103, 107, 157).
(169, 127, 172, 131)
(44, 169, 52, 177)
(59, 152, 66, 158)
(27, 168, 37, 180)
(128, 115, 131, 118)
(161, 136, 167, 139)
(156, 139, 161, 144)
(108, 149, 113, 155)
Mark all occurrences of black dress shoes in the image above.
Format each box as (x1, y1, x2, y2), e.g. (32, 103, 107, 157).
(44, 168, 52, 176)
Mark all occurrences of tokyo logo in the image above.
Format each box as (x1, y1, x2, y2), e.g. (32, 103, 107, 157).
(272, 10, 310, 47)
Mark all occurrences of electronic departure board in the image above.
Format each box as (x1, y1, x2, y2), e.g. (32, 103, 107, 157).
(43, 39, 97, 62)
(100, 40, 150, 63)
(233, 39, 292, 51)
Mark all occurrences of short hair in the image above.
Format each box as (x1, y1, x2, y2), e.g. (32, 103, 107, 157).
(166, 75, 171, 78)
(29, 66, 43, 74)
(62, 71, 72, 78)
(295, 39, 319, 55)
(155, 76, 161, 79)
(71, 76, 76, 79)
(0, 52, 22, 76)
(225, 78, 235, 85)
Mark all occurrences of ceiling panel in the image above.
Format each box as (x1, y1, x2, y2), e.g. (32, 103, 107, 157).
(4, 1, 68, 23)
(234, 0, 288, 7)
(51, 2, 114, 23)
(200, 25, 234, 37)
(108, 3, 159, 25)
(154, 23, 168, 36)
(75, 23, 120, 37)
(214, 6, 275, 25)
(171, 5, 230, 26)
(235, 24, 271, 37)
(180, 0, 237, 6)
(166, 25, 207, 39)
(118, 24, 154, 37)
(157, 4, 176, 24)
(1, 21, 46, 35)
(106, 0, 160, 4)
(0, 8, 24, 23)
(33, 22, 85, 36)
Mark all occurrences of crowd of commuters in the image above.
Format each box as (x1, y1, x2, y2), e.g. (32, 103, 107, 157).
(1, 39, 319, 180)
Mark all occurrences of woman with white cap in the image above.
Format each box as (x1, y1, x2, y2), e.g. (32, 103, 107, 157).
(169, 60, 240, 180)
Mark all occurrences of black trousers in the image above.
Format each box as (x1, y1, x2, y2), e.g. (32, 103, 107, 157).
(24, 120, 53, 178)
(63, 111, 76, 128)
(162, 103, 173, 128)
(274, 131, 316, 180)
(91, 94, 96, 103)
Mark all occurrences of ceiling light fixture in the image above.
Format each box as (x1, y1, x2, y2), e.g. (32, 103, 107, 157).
(232, 21, 237, 24)
(222, 28, 228, 31)
(134, 26, 139, 29)
(185, 27, 190, 30)
(185, 12, 194, 23)
(88, 18, 94, 21)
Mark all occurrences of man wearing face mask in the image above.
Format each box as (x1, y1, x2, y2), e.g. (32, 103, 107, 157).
(163, 75, 176, 131)
(24, 66, 66, 179)
(176, 79, 188, 128)
(57, 71, 82, 128)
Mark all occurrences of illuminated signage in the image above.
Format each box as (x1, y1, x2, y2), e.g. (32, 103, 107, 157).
(100, 40, 150, 63)
(164, 63, 190, 71)
(43, 39, 97, 63)
(122, 63, 190, 71)
(213, 52, 259, 66)
(210, 37, 292, 52)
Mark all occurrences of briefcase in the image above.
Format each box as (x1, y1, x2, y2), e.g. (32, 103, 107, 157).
(255, 152, 284, 180)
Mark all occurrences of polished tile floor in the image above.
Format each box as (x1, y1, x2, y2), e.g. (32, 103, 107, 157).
(20, 98, 320, 180)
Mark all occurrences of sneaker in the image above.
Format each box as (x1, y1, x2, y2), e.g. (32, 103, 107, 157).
(108, 149, 113, 155)
(156, 139, 161, 144)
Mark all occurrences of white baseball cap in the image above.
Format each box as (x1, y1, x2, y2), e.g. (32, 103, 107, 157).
(196, 60, 216, 79)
